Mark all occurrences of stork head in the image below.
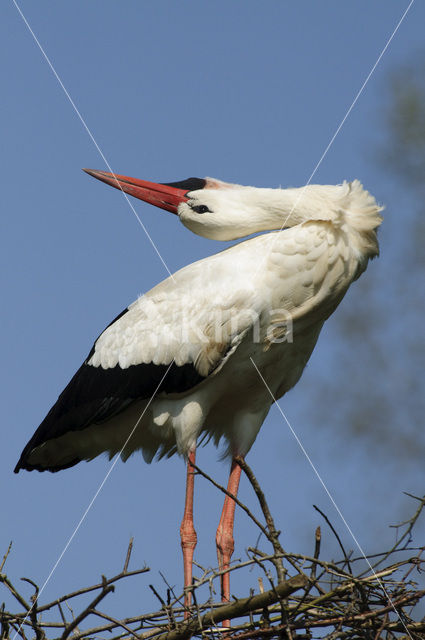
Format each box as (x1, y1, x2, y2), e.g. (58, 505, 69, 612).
(177, 177, 288, 240)
(83, 170, 383, 250)
(83, 170, 297, 241)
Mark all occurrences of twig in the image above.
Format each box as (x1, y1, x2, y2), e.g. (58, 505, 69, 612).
(313, 504, 372, 615)
(0, 543, 12, 573)
(0, 574, 31, 611)
(60, 576, 114, 640)
(123, 537, 134, 573)
(311, 526, 321, 581)
(1, 603, 9, 640)
(236, 457, 285, 584)
(57, 601, 68, 626)
(149, 585, 166, 608)
(21, 578, 44, 640)
(149, 584, 176, 630)
(292, 589, 425, 630)
(91, 608, 141, 640)
(160, 572, 184, 610)
(374, 611, 388, 640)
(191, 462, 268, 537)
(313, 505, 353, 575)
(36, 566, 149, 614)
(369, 493, 425, 572)
(291, 527, 325, 617)
(247, 547, 319, 588)
(7, 619, 27, 640)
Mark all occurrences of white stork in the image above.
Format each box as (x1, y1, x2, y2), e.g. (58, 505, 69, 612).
(15, 171, 383, 616)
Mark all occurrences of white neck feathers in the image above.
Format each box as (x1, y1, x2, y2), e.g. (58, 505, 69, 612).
(252, 180, 383, 260)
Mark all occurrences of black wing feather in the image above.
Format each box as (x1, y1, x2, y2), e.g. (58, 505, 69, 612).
(15, 308, 205, 473)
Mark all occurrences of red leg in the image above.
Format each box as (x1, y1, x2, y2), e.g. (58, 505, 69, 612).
(180, 448, 197, 617)
(216, 457, 242, 625)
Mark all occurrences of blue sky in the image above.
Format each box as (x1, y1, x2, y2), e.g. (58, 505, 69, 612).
(2, 0, 424, 624)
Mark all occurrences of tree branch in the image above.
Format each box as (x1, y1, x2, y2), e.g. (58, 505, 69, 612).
(154, 575, 307, 640)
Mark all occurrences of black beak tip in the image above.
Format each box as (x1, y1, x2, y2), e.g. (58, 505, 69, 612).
(83, 168, 98, 178)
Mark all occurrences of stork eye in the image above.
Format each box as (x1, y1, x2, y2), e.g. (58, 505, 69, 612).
(192, 204, 211, 214)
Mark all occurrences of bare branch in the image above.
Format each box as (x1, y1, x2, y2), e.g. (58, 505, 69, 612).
(191, 462, 268, 537)
(36, 565, 149, 614)
(235, 457, 285, 583)
(155, 575, 307, 640)
(21, 578, 45, 640)
(60, 576, 114, 640)
(91, 608, 141, 640)
(0, 574, 31, 611)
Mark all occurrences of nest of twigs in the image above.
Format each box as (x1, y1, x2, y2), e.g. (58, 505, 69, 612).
(1, 459, 424, 640)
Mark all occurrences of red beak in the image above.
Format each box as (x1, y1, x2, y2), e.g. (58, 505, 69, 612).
(83, 169, 206, 214)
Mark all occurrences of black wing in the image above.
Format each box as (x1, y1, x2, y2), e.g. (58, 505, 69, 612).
(15, 308, 205, 473)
